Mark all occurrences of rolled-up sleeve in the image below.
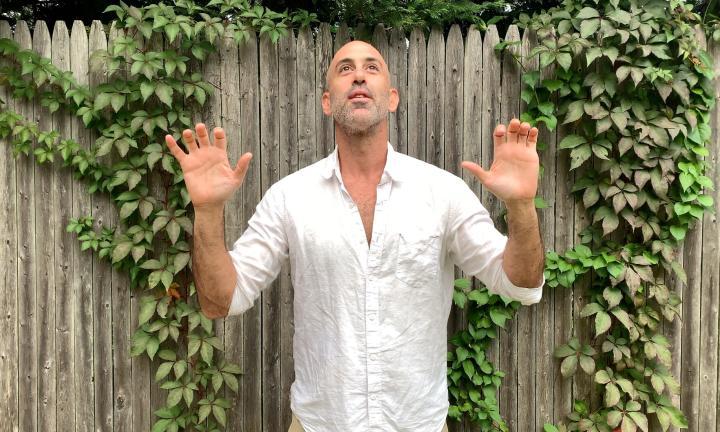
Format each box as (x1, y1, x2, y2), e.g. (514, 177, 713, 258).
(227, 184, 289, 315)
(446, 178, 543, 306)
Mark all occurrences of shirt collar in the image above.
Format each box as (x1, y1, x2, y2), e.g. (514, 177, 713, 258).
(320, 142, 406, 182)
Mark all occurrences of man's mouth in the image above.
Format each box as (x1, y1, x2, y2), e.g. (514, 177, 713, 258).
(348, 89, 371, 100)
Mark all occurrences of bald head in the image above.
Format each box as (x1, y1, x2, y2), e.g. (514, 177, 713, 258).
(325, 40, 391, 90)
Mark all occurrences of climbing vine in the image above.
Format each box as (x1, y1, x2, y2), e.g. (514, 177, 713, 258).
(502, 0, 714, 430)
(0, 0, 306, 430)
(2, 0, 715, 430)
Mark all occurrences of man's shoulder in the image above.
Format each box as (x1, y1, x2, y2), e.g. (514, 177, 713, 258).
(394, 151, 466, 187)
(270, 155, 329, 193)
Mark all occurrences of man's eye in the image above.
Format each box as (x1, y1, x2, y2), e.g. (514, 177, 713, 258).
(340, 65, 351, 72)
(368, 64, 379, 70)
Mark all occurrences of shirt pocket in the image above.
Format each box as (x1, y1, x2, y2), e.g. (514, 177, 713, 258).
(395, 229, 442, 289)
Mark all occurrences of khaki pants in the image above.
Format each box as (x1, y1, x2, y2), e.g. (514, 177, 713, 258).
(289, 414, 450, 432)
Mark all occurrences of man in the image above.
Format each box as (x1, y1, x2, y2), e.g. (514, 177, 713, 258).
(165, 40, 544, 432)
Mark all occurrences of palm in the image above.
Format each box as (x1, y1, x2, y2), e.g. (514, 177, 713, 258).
(165, 124, 252, 210)
(181, 147, 242, 206)
(462, 119, 539, 203)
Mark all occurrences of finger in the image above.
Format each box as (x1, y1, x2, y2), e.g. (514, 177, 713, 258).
(527, 127, 539, 150)
(493, 124, 506, 149)
(213, 127, 227, 151)
(518, 122, 531, 146)
(460, 161, 490, 185)
(165, 134, 187, 163)
(506, 118, 520, 145)
(196, 123, 211, 148)
(181, 128, 198, 153)
(234, 152, 253, 183)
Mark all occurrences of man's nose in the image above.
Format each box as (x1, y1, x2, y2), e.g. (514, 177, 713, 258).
(352, 67, 366, 83)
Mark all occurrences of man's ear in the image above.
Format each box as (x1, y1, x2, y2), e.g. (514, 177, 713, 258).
(388, 87, 399, 113)
(321, 91, 332, 116)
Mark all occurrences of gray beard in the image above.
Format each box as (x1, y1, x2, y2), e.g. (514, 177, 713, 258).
(331, 100, 386, 136)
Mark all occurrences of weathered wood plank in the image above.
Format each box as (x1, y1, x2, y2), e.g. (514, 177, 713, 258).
(571, 183, 592, 408)
(128, 29, 152, 432)
(444, 24, 464, 379)
(105, 23, 132, 432)
(682, 199, 703, 429)
(259, 32, 282, 432)
(49, 19, 76, 432)
(699, 35, 720, 432)
(334, 23, 350, 53)
(457, 24, 483, 432)
(481, 25, 502, 372)
(553, 126, 575, 422)
(515, 28, 537, 432)
(389, 27, 407, 155)
(682, 24, 704, 425)
(70, 20, 96, 432)
(278, 29, 298, 432)
(236, 31, 262, 432)
(426, 27, 444, 167)
(444, 24, 463, 176)
(219, 27, 244, 432)
(297, 27, 316, 170)
(372, 24, 393, 148)
(32, 20, 57, 432)
(530, 30, 557, 427)
(407, 28, 426, 161)
(15, 20, 38, 432)
(315, 23, 333, 158)
(87, 21, 114, 432)
(0, 19, 20, 432)
(497, 24, 521, 431)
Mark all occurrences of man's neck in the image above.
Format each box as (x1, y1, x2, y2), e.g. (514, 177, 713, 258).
(335, 123, 388, 183)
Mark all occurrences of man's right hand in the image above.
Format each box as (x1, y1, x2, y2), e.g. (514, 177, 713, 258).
(165, 123, 253, 211)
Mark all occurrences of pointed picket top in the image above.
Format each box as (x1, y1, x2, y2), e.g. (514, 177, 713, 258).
(334, 22, 350, 51)
(372, 23, 389, 62)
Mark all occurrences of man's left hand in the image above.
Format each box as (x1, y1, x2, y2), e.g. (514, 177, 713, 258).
(461, 118, 539, 205)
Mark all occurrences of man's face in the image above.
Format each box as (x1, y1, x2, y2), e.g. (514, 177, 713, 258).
(322, 41, 399, 136)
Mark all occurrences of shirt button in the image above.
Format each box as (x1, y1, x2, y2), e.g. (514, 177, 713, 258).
(370, 354, 377, 361)
(370, 394, 377, 400)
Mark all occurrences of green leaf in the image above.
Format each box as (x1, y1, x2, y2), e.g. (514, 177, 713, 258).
(213, 405, 227, 427)
(489, 308, 508, 328)
(556, 53, 572, 71)
(560, 355, 578, 377)
(605, 383, 622, 408)
(580, 19, 600, 38)
(201, 341, 214, 364)
(139, 297, 158, 325)
(112, 241, 133, 263)
(563, 100, 585, 124)
(155, 362, 173, 381)
(151, 419, 172, 432)
(167, 387, 183, 408)
(140, 81, 154, 102)
(559, 134, 586, 149)
(155, 83, 173, 107)
(595, 311, 612, 336)
(576, 7, 600, 19)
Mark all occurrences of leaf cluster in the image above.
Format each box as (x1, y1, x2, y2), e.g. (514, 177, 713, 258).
(497, 0, 716, 429)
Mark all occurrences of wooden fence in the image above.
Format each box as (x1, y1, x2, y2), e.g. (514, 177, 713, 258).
(0, 19, 718, 432)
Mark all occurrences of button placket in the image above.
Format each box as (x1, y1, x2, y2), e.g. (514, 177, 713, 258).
(365, 199, 385, 427)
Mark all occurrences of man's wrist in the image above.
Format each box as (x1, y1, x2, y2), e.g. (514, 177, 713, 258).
(504, 198, 535, 214)
(193, 204, 225, 219)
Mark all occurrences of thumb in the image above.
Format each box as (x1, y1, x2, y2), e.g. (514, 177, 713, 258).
(234, 152, 253, 183)
(460, 161, 490, 184)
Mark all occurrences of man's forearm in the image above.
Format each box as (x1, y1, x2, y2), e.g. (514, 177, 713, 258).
(502, 199, 544, 288)
(192, 206, 237, 318)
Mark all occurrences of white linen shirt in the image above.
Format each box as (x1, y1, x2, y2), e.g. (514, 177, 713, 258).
(227, 143, 543, 432)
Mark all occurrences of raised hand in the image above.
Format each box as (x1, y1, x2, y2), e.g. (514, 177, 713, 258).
(461, 118, 539, 205)
(165, 123, 253, 211)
